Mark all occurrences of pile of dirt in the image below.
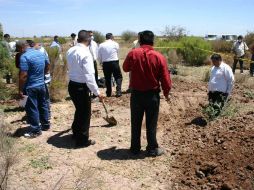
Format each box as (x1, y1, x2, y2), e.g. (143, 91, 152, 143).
(159, 80, 254, 190)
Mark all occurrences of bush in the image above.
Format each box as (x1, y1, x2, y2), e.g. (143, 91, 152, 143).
(93, 31, 105, 44)
(121, 30, 137, 42)
(211, 40, 233, 53)
(0, 23, 3, 41)
(244, 32, 254, 47)
(58, 37, 67, 45)
(178, 37, 212, 66)
(46, 47, 68, 102)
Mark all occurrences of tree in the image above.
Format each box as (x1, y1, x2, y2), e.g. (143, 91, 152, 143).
(161, 25, 187, 41)
(93, 31, 105, 44)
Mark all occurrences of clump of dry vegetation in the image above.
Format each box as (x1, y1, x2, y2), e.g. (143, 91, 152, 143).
(0, 112, 17, 190)
(46, 47, 68, 102)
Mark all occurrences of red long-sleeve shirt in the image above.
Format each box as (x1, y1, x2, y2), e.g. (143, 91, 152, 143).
(123, 45, 172, 97)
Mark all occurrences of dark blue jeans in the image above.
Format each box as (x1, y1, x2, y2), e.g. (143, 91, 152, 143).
(25, 85, 50, 133)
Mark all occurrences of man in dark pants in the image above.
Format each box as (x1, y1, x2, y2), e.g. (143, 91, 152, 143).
(66, 30, 104, 148)
(98, 33, 122, 97)
(208, 54, 235, 116)
(19, 41, 50, 138)
(232, 35, 249, 74)
(123, 31, 172, 157)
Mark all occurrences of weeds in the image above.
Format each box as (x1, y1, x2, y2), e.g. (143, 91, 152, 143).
(202, 69, 211, 82)
(203, 101, 239, 121)
(243, 90, 254, 99)
(46, 48, 68, 102)
(30, 156, 52, 170)
(0, 111, 17, 190)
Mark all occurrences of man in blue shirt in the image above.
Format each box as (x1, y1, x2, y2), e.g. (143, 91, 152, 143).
(19, 41, 50, 138)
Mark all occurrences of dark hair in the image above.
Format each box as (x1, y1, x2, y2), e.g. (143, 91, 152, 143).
(106, 33, 113, 40)
(139, 30, 154, 46)
(71, 33, 76, 38)
(87, 30, 93, 34)
(238, 35, 243, 40)
(54, 36, 58, 41)
(26, 40, 35, 47)
(77, 30, 90, 43)
(211, 53, 222, 61)
(4, 34, 10, 38)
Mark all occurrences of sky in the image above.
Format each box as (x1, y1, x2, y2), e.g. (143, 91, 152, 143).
(0, 0, 253, 37)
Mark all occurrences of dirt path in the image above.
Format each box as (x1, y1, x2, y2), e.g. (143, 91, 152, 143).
(3, 78, 254, 190)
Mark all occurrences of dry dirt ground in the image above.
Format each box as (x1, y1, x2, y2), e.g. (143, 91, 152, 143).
(1, 45, 254, 190)
(2, 74, 254, 190)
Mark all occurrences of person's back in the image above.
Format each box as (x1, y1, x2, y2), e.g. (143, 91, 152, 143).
(98, 39, 119, 62)
(126, 46, 170, 93)
(20, 48, 47, 89)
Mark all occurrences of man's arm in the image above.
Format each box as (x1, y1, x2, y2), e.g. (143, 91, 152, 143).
(97, 46, 102, 64)
(19, 55, 29, 98)
(160, 56, 172, 98)
(45, 55, 50, 74)
(123, 52, 132, 72)
(19, 71, 27, 98)
(225, 67, 235, 95)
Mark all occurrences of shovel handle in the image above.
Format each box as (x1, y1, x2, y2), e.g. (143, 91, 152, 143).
(102, 100, 109, 116)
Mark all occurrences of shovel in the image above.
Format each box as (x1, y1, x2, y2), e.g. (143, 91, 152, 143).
(102, 100, 117, 126)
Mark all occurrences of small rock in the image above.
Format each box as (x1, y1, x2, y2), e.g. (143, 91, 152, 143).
(196, 169, 206, 179)
(221, 183, 232, 190)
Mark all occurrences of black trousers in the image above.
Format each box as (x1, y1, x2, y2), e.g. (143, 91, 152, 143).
(232, 55, 244, 74)
(94, 61, 99, 85)
(130, 90, 160, 151)
(102, 60, 123, 97)
(68, 81, 91, 143)
(208, 91, 228, 116)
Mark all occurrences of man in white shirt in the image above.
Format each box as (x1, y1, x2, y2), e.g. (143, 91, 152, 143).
(66, 30, 104, 148)
(88, 31, 99, 84)
(50, 36, 62, 52)
(70, 33, 77, 47)
(232, 35, 249, 74)
(98, 33, 123, 97)
(208, 54, 235, 115)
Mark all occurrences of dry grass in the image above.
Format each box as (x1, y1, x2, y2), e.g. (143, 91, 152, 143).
(0, 112, 17, 190)
(46, 48, 68, 102)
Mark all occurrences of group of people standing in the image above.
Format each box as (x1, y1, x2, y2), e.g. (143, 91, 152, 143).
(66, 30, 172, 156)
(1, 31, 253, 157)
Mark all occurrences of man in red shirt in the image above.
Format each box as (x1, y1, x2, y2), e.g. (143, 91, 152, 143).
(123, 30, 172, 157)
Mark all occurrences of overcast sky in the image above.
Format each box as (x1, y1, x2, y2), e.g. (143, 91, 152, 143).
(0, 0, 253, 37)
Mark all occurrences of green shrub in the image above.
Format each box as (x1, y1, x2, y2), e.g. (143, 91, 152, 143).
(93, 31, 105, 44)
(58, 37, 67, 44)
(211, 40, 233, 53)
(178, 37, 212, 66)
(121, 30, 137, 42)
(0, 23, 3, 41)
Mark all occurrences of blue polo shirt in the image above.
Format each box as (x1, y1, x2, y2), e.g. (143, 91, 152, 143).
(20, 48, 49, 89)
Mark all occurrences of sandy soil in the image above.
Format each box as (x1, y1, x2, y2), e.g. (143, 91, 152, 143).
(1, 74, 253, 190)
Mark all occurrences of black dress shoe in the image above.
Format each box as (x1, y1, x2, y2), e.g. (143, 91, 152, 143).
(130, 148, 141, 155)
(116, 92, 122, 97)
(146, 148, 165, 157)
(75, 140, 96, 148)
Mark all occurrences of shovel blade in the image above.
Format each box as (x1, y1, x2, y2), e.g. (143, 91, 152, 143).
(103, 116, 117, 126)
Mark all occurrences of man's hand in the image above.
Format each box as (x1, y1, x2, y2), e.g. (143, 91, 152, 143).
(98, 94, 105, 102)
(165, 93, 172, 103)
(18, 91, 25, 100)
